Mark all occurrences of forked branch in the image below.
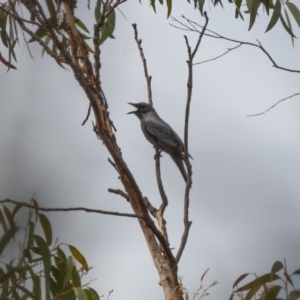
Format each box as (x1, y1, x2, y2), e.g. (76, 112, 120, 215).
(172, 16, 300, 117)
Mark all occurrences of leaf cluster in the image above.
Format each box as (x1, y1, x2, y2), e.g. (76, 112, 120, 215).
(0, 200, 100, 300)
(148, 0, 300, 42)
(230, 260, 300, 300)
(0, 0, 117, 70)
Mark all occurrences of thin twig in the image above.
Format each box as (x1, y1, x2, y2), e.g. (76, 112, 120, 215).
(132, 23, 153, 105)
(194, 43, 242, 65)
(82, 103, 92, 125)
(0, 50, 16, 70)
(108, 188, 129, 201)
(247, 92, 300, 117)
(0, 199, 142, 219)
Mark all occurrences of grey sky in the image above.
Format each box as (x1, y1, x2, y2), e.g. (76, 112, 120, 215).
(1, 1, 300, 299)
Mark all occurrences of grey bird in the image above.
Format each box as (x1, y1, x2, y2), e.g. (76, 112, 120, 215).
(128, 102, 187, 181)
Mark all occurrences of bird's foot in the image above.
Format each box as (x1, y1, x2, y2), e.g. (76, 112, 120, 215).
(154, 148, 162, 159)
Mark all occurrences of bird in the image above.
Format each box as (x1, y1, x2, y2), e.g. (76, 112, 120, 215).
(128, 102, 188, 182)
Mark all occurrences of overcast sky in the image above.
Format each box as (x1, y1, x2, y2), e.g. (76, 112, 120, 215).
(1, 1, 300, 299)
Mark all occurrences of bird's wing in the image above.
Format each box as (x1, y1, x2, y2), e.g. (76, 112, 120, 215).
(145, 121, 183, 152)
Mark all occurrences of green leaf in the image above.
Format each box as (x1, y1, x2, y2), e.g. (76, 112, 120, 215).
(280, 13, 296, 38)
(46, 0, 57, 23)
(68, 245, 89, 271)
(30, 198, 39, 222)
(56, 246, 68, 262)
(270, 260, 284, 276)
(0, 269, 9, 299)
(166, 0, 172, 17)
(232, 273, 250, 288)
(99, 9, 116, 44)
(0, 266, 15, 285)
(236, 273, 280, 292)
(292, 268, 300, 275)
(27, 266, 42, 299)
(264, 285, 281, 300)
(41, 36, 51, 57)
(248, 0, 262, 30)
(29, 26, 48, 43)
(262, 0, 271, 16)
(84, 288, 101, 300)
(75, 17, 90, 33)
(34, 235, 51, 300)
(94, 0, 102, 22)
(266, 0, 281, 32)
(0, 9, 7, 29)
(289, 290, 300, 299)
(1, 29, 8, 48)
(0, 226, 18, 254)
(74, 287, 88, 300)
(150, 0, 157, 13)
(71, 266, 81, 287)
(39, 213, 52, 245)
(51, 265, 66, 294)
(283, 7, 295, 45)
(34, 235, 51, 257)
(11, 289, 21, 300)
(244, 283, 261, 300)
(286, 2, 300, 27)
(63, 256, 74, 289)
(234, 0, 244, 20)
(25, 220, 35, 256)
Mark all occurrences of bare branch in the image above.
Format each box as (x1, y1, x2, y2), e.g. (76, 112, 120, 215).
(132, 23, 153, 105)
(175, 16, 300, 74)
(0, 50, 16, 70)
(0, 198, 142, 219)
(247, 92, 300, 117)
(82, 103, 92, 125)
(155, 149, 168, 213)
(176, 12, 209, 264)
(108, 188, 129, 201)
(194, 43, 242, 65)
(132, 23, 171, 243)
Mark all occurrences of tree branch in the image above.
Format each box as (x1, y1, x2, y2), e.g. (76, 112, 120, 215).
(0, 199, 142, 219)
(174, 16, 300, 73)
(172, 15, 300, 120)
(176, 12, 209, 264)
(247, 92, 300, 117)
(132, 23, 171, 243)
(108, 188, 129, 201)
(194, 43, 243, 65)
(132, 23, 153, 105)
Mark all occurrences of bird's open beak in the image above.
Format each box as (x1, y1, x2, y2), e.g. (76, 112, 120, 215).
(127, 102, 138, 115)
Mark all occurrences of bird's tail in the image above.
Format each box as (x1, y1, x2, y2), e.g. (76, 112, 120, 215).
(171, 155, 187, 182)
